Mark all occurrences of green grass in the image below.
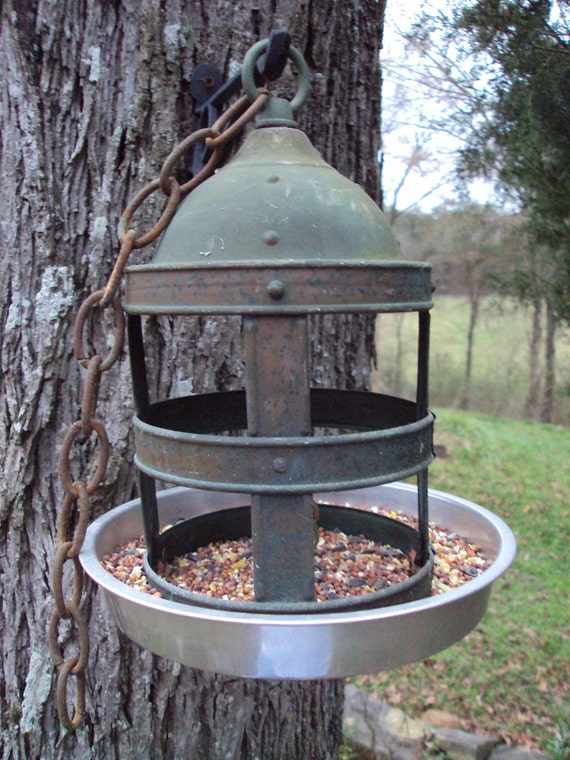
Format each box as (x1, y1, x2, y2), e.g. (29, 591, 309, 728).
(372, 296, 570, 425)
(355, 409, 570, 751)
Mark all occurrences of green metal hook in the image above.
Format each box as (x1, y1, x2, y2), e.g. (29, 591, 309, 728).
(241, 39, 310, 114)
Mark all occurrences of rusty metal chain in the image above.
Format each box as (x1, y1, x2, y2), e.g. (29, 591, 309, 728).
(49, 88, 269, 733)
(49, 291, 122, 731)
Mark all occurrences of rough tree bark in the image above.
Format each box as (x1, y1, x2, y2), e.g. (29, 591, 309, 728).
(0, 1, 387, 758)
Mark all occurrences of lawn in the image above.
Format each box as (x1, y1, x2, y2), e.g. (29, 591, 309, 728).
(355, 408, 570, 753)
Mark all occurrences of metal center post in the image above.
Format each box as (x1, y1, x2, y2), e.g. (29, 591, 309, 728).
(244, 315, 316, 603)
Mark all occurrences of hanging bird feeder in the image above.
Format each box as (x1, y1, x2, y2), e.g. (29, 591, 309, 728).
(75, 37, 515, 681)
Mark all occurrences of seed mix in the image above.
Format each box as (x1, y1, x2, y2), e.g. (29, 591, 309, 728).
(102, 504, 489, 602)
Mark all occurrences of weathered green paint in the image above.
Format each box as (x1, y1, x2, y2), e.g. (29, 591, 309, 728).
(151, 126, 401, 267)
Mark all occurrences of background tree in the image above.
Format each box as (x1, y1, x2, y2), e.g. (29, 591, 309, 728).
(436, 205, 508, 409)
(385, 0, 569, 423)
(392, 203, 520, 409)
(455, 0, 570, 421)
(0, 1, 387, 758)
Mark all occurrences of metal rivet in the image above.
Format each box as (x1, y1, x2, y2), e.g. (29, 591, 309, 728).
(267, 175, 280, 183)
(267, 280, 285, 300)
(263, 230, 279, 246)
(273, 457, 287, 473)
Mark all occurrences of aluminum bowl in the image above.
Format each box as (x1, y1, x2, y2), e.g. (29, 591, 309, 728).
(80, 483, 516, 678)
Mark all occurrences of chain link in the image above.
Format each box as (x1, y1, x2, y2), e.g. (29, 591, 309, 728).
(207, 90, 269, 149)
(73, 290, 125, 370)
(159, 127, 219, 196)
(50, 88, 269, 732)
(116, 176, 181, 251)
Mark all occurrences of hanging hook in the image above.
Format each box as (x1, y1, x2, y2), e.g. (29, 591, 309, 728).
(188, 30, 300, 176)
(255, 30, 292, 81)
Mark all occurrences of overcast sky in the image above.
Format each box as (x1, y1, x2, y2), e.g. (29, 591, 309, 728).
(381, 1, 497, 213)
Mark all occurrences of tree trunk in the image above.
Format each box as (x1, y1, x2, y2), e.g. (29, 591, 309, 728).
(0, 2, 387, 759)
(460, 288, 480, 410)
(524, 298, 542, 420)
(540, 298, 556, 424)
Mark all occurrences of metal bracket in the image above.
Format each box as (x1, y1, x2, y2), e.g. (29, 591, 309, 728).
(188, 31, 292, 177)
(255, 29, 292, 82)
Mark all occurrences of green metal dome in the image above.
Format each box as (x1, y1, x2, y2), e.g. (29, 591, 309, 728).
(152, 126, 401, 265)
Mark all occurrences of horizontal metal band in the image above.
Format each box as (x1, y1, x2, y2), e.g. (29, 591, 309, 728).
(144, 504, 433, 613)
(123, 261, 432, 315)
(134, 389, 434, 492)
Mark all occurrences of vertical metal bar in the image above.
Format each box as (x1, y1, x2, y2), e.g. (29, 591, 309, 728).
(244, 315, 316, 603)
(416, 469, 430, 567)
(416, 310, 431, 566)
(417, 310, 430, 419)
(139, 472, 160, 568)
(128, 315, 160, 567)
(127, 315, 150, 413)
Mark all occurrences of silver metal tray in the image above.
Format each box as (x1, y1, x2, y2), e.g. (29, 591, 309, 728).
(80, 483, 516, 678)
